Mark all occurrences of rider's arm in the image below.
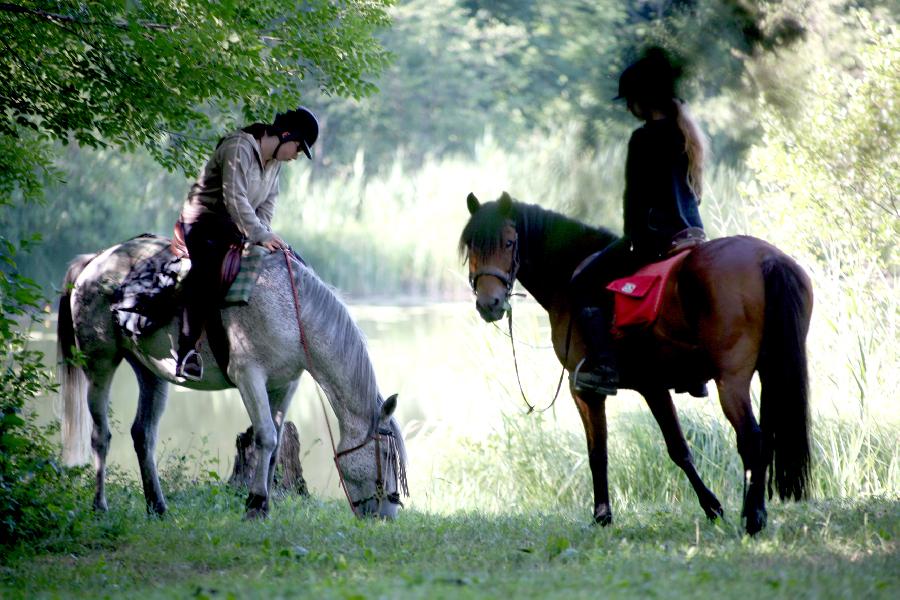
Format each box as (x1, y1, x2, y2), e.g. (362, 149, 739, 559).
(220, 137, 275, 245)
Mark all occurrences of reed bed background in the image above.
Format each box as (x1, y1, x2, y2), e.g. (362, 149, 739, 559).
(269, 127, 899, 517)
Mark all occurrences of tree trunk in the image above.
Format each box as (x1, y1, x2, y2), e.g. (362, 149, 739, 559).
(228, 421, 309, 496)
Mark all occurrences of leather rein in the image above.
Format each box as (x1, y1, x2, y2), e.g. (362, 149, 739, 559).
(281, 250, 405, 516)
(468, 231, 569, 414)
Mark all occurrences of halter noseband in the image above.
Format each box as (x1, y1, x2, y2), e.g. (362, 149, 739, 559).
(335, 426, 407, 510)
(468, 230, 520, 298)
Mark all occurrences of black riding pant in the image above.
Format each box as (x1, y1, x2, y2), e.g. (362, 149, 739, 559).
(179, 214, 243, 354)
(569, 237, 645, 363)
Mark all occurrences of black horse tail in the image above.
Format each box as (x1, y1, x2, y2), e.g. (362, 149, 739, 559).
(58, 253, 98, 466)
(758, 256, 813, 501)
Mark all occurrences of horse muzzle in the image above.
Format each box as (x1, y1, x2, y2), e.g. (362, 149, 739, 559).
(355, 495, 400, 520)
(475, 295, 507, 322)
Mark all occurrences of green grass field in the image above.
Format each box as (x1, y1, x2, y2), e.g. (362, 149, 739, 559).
(1, 486, 896, 599)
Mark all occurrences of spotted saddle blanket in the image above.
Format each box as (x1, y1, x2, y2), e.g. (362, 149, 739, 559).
(110, 234, 267, 338)
(605, 249, 692, 337)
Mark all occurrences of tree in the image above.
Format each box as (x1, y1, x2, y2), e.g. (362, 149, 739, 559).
(0, 0, 394, 202)
(0, 0, 394, 552)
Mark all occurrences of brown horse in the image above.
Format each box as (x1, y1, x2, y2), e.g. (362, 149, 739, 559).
(460, 192, 813, 535)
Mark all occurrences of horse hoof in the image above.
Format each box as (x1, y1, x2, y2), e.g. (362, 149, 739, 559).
(593, 505, 613, 526)
(704, 500, 725, 522)
(93, 497, 109, 513)
(244, 508, 269, 521)
(244, 493, 269, 520)
(744, 508, 768, 536)
(146, 501, 168, 517)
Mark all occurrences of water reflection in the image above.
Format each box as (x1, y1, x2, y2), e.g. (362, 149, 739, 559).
(28, 301, 645, 507)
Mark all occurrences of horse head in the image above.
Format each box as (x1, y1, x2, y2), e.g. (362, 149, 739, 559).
(335, 393, 408, 519)
(460, 191, 519, 322)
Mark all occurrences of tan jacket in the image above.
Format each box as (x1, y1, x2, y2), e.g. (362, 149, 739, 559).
(180, 131, 282, 244)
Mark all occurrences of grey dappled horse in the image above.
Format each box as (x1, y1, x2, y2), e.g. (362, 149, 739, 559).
(58, 238, 408, 519)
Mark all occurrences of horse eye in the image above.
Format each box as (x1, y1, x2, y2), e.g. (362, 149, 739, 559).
(505, 240, 514, 248)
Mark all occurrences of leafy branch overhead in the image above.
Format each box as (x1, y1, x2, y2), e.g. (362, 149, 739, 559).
(0, 0, 394, 177)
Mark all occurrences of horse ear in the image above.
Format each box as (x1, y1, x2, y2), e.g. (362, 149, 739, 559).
(381, 394, 398, 418)
(499, 191, 513, 216)
(467, 193, 480, 215)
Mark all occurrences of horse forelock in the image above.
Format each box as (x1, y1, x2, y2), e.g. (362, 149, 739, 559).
(459, 200, 515, 262)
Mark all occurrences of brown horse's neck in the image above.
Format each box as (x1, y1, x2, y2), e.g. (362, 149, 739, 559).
(513, 204, 618, 311)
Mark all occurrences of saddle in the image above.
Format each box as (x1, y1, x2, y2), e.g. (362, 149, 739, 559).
(606, 249, 692, 338)
(604, 227, 707, 338)
(110, 234, 267, 338)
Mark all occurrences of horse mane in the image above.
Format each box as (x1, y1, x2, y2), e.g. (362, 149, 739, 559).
(284, 256, 408, 467)
(459, 198, 619, 262)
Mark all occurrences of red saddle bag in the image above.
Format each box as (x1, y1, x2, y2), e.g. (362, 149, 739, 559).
(606, 250, 692, 337)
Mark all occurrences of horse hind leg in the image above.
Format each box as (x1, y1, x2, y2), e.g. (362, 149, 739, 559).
(84, 366, 117, 512)
(642, 388, 724, 521)
(716, 370, 767, 535)
(127, 357, 170, 515)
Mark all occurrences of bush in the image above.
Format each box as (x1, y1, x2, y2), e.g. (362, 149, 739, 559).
(0, 237, 90, 555)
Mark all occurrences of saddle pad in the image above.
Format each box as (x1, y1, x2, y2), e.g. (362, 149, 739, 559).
(222, 244, 267, 305)
(606, 250, 691, 336)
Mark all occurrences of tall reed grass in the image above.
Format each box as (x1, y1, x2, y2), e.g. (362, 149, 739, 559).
(293, 127, 898, 515)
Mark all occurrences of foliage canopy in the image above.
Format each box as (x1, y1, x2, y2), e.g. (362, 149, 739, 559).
(0, 0, 394, 201)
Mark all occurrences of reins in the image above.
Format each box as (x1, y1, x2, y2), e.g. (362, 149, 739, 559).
(281, 249, 404, 516)
(469, 234, 569, 414)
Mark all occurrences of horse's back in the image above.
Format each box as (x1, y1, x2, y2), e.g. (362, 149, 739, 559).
(66, 237, 232, 387)
(662, 235, 810, 371)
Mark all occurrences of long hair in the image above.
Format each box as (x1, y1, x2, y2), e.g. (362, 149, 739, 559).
(671, 99, 707, 202)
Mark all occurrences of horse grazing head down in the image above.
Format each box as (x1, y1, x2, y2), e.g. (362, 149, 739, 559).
(334, 393, 409, 519)
(459, 191, 519, 322)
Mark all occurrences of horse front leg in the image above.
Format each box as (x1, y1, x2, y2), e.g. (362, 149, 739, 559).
(235, 369, 278, 519)
(128, 358, 170, 515)
(572, 387, 612, 525)
(641, 388, 723, 521)
(717, 371, 767, 535)
(264, 380, 299, 494)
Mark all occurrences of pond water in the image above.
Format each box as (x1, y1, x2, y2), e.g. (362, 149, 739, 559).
(29, 300, 646, 507)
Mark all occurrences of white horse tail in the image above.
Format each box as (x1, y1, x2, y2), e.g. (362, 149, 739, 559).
(58, 254, 97, 466)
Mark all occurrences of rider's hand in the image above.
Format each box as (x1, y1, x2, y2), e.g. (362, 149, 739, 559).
(261, 234, 287, 252)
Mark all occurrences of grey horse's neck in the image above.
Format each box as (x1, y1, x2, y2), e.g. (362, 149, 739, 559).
(281, 258, 381, 447)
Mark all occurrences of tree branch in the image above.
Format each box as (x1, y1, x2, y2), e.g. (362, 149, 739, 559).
(0, 2, 174, 32)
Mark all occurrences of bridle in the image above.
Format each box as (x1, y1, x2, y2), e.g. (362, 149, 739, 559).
(334, 425, 407, 512)
(468, 230, 520, 298)
(282, 250, 407, 516)
(467, 227, 569, 414)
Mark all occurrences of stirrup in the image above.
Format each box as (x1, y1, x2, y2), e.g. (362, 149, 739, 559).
(570, 358, 618, 396)
(176, 349, 203, 382)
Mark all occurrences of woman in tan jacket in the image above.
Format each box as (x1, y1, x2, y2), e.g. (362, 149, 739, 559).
(175, 107, 319, 380)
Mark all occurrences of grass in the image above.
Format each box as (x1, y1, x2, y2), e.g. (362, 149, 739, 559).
(3, 400, 897, 598)
(1, 485, 896, 599)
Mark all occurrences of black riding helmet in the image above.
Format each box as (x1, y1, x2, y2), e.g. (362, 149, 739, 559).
(272, 106, 319, 159)
(614, 47, 680, 106)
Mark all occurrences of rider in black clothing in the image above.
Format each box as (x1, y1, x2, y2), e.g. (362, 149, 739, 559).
(570, 48, 707, 395)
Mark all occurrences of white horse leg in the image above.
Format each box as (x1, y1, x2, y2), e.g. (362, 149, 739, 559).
(236, 368, 277, 518)
(265, 380, 300, 493)
(85, 369, 115, 512)
(127, 357, 170, 515)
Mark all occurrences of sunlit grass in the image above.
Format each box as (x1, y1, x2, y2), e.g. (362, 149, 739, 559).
(3, 482, 897, 598)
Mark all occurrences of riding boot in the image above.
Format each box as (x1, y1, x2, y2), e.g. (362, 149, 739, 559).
(570, 306, 619, 395)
